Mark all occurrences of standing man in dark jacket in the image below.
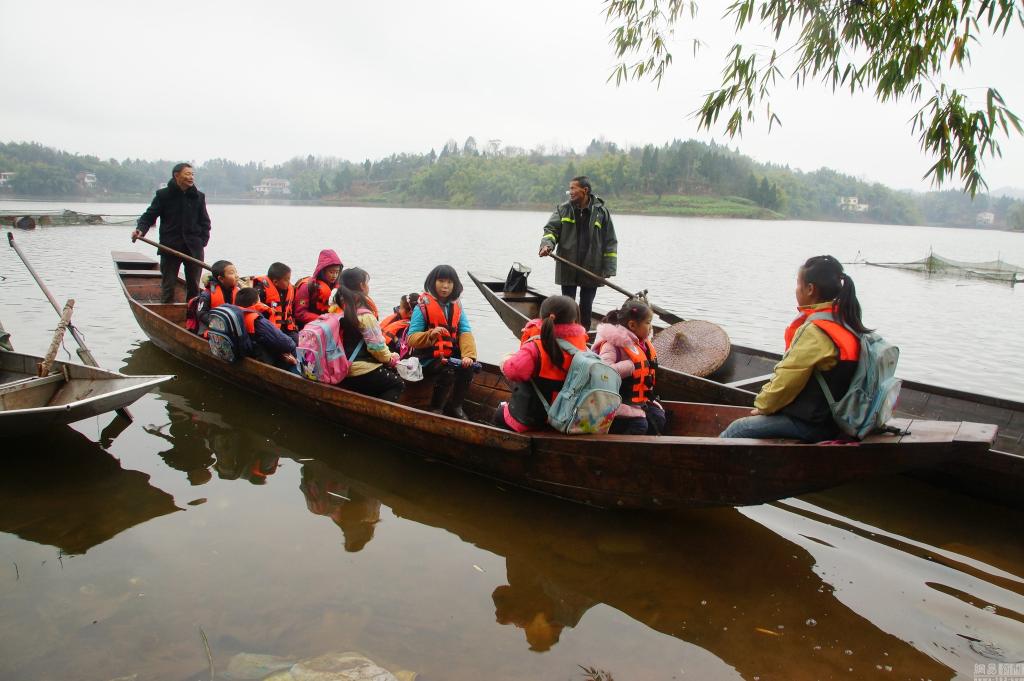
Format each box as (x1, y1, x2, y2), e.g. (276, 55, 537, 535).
(538, 176, 617, 329)
(132, 163, 211, 303)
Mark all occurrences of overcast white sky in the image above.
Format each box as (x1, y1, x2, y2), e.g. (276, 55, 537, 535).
(2, 0, 1022, 191)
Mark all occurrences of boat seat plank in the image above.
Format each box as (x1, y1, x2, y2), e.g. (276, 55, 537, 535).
(0, 373, 65, 397)
(724, 373, 775, 389)
(118, 269, 162, 278)
(953, 421, 999, 444)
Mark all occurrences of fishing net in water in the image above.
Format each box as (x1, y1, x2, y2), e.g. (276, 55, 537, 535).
(865, 253, 1024, 283)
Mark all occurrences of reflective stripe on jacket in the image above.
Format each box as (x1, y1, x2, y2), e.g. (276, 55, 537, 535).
(413, 293, 461, 359)
(618, 339, 658, 405)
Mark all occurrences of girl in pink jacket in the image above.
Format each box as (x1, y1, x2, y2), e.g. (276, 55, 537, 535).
(493, 295, 589, 432)
(592, 299, 666, 435)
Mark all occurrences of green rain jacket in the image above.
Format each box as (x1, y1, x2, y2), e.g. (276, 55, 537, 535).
(539, 195, 618, 287)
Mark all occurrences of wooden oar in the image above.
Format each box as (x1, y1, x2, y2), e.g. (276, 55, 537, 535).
(7, 231, 133, 421)
(546, 252, 685, 324)
(134, 235, 212, 271)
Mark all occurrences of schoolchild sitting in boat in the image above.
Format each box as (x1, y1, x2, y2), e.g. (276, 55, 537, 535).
(720, 255, 868, 441)
(593, 299, 667, 434)
(188, 259, 239, 336)
(294, 249, 343, 330)
(252, 261, 298, 342)
(233, 287, 299, 372)
(406, 265, 478, 419)
(492, 295, 588, 432)
(331, 267, 404, 402)
(380, 292, 419, 354)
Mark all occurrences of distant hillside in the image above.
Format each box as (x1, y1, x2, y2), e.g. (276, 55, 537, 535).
(1, 139, 1022, 229)
(992, 186, 1024, 200)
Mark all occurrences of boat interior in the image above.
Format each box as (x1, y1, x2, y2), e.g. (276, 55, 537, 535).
(113, 253, 992, 447)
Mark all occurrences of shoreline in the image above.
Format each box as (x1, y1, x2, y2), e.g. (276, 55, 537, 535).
(1, 193, 1022, 231)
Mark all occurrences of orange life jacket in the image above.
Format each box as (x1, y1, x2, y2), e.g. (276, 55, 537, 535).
(380, 310, 411, 345)
(209, 283, 238, 309)
(506, 329, 589, 426)
(414, 293, 462, 359)
(529, 332, 590, 403)
(618, 338, 658, 405)
(780, 305, 861, 425)
(784, 306, 860, 361)
(239, 302, 271, 335)
(295, 276, 334, 317)
(252, 275, 297, 332)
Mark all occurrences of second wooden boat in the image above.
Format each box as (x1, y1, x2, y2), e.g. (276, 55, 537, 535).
(0, 350, 172, 435)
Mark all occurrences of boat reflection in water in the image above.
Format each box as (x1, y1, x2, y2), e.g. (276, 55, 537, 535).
(0, 427, 179, 555)
(122, 341, 285, 488)
(114, 340, 1024, 680)
(315, 442, 1023, 679)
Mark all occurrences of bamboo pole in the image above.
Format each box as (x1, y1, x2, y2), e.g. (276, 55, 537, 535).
(38, 300, 74, 376)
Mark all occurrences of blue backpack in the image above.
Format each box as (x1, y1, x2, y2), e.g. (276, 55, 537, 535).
(532, 340, 622, 434)
(207, 304, 253, 363)
(808, 312, 902, 439)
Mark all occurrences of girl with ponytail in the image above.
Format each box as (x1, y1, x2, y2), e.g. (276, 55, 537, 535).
(593, 299, 666, 435)
(493, 295, 589, 431)
(721, 255, 869, 441)
(328, 267, 404, 402)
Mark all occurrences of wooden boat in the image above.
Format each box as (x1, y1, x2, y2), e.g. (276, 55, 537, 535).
(469, 272, 1024, 459)
(0, 350, 171, 435)
(113, 251, 996, 510)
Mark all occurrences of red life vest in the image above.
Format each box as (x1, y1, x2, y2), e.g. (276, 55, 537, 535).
(784, 305, 860, 361)
(252, 275, 296, 332)
(295, 276, 334, 317)
(617, 338, 658, 405)
(414, 293, 462, 359)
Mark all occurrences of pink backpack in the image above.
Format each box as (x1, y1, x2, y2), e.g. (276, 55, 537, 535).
(295, 313, 363, 384)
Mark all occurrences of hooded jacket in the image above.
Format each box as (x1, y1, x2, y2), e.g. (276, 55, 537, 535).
(294, 249, 343, 327)
(137, 180, 212, 255)
(539, 195, 618, 286)
(592, 322, 655, 420)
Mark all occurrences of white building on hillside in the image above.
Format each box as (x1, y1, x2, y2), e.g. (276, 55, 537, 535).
(253, 178, 291, 196)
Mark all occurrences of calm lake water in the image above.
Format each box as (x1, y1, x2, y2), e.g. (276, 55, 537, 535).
(1, 200, 1023, 681)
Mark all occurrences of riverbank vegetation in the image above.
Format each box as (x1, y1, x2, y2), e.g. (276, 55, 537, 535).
(1, 139, 1022, 229)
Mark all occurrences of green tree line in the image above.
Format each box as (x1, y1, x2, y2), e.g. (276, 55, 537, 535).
(2, 139, 1022, 229)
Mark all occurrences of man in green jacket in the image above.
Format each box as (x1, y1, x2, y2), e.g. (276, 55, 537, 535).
(538, 176, 618, 329)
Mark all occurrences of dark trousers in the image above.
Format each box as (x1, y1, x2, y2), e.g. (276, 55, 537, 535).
(341, 366, 404, 402)
(160, 247, 204, 303)
(561, 285, 598, 330)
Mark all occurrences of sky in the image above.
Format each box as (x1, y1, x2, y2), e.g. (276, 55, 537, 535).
(2, 0, 1022, 192)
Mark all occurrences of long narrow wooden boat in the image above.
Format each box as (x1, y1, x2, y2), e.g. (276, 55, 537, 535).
(469, 272, 1024, 459)
(113, 251, 996, 510)
(0, 350, 171, 435)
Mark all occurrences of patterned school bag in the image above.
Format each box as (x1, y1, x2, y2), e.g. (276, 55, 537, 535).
(207, 304, 252, 363)
(296, 313, 363, 384)
(532, 340, 622, 434)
